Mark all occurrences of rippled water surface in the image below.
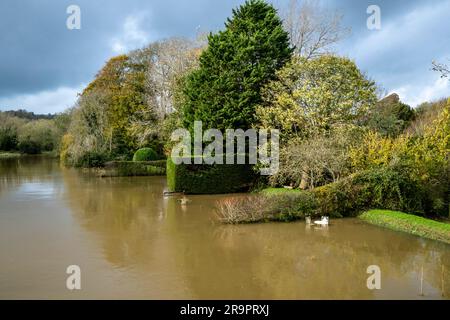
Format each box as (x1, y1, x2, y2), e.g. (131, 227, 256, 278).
(0, 157, 449, 299)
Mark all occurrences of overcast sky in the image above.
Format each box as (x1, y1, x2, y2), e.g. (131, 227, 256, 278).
(0, 0, 449, 113)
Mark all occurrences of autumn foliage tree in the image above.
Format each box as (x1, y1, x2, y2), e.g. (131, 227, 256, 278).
(256, 55, 378, 141)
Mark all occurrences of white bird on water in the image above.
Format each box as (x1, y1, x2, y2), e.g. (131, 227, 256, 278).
(179, 196, 191, 205)
(314, 216, 329, 226)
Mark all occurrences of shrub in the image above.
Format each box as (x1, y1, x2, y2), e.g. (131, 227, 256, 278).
(313, 167, 425, 217)
(132, 147, 159, 162)
(272, 126, 362, 189)
(167, 156, 257, 194)
(216, 191, 317, 223)
(102, 160, 166, 176)
(350, 101, 449, 216)
(217, 166, 426, 223)
(74, 151, 109, 168)
(270, 192, 318, 221)
(0, 113, 25, 151)
(17, 139, 41, 154)
(0, 127, 18, 151)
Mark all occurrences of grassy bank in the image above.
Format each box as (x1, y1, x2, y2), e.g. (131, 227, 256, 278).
(360, 210, 450, 244)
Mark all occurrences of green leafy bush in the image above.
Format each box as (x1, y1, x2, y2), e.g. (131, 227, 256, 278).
(17, 139, 41, 154)
(74, 151, 110, 168)
(167, 157, 257, 194)
(313, 167, 425, 217)
(0, 127, 18, 151)
(269, 192, 318, 222)
(103, 160, 166, 176)
(132, 147, 159, 162)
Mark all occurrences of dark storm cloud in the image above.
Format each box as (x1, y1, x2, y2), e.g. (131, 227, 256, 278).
(0, 0, 449, 112)
(331, 0, 450, 105)
(0, 0, 244, 97)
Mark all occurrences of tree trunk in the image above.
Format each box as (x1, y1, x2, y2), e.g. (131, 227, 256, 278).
(299, 169, 309, 190)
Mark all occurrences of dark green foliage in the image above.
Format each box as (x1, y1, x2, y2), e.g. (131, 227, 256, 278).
(239, 166, 427, 223)
(366, 93, 416, 137)
(0, 127, 18, 151)
(420, 165, 449, 217)
(74, 151, 110, 168)
(269, 192, 318, 221)
(102, 160, 166, 176)
(167, 157, 257, 194)
(182, 0, 293, 131)
(132, 147, 159, 162)
(313, 167, 425, 217)
(17, 140, 41, 154)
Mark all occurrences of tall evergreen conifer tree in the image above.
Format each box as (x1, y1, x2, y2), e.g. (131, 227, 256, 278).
(182, 0, 293, 131)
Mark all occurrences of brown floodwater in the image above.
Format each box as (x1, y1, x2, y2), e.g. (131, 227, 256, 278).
(0, 157, 449, 299)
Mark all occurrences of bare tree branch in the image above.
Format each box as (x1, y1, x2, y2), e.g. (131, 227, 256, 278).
(282, 0, 350, 59)
(432, 60, 450, 78)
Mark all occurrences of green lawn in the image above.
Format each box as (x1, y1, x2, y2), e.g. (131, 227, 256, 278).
(360, 210, 450, 244)
(260, 187, 302, 195)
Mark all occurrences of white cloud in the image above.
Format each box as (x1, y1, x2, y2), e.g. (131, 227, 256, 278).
(346, 1, 450, 67)
(111, 14, 152, 54)
(391, 77, 450, 107)
(336, 0, 450, 107)
(0, 85, 84, 114)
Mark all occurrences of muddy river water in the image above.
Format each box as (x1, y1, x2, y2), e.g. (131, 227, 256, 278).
(0, 157, 448, 299)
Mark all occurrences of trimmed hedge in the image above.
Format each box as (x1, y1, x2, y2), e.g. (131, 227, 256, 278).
(100, 160, 166, 177)
(167, 157, 257, 194)
(133, 147, 159, 162)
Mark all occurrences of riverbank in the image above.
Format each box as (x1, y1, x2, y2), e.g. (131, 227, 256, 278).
(359, 210, 450, 244)
(0, 151, 59, 159)
(95, 160, 166, 177)
(0, 152, 22, 159)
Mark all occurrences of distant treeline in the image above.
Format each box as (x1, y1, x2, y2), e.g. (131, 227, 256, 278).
(0, 110, 70, 154)
(1, 109, 55, 120)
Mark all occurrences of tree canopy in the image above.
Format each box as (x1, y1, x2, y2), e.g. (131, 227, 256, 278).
(256, 55, 378, 140)
(182, 0, 293, 131)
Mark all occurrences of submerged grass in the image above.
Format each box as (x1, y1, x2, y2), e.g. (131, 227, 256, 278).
(216, 191, 317, 224)
(360, 210, 450, 244)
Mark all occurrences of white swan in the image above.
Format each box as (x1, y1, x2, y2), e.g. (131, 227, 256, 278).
(314, 216, 329, 226)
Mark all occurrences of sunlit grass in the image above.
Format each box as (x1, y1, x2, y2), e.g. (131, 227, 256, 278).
(360, 209, 450, 244)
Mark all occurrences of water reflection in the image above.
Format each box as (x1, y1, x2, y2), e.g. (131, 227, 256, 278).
(61, 162, 450, 299)
(0, 157, 449, 299)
